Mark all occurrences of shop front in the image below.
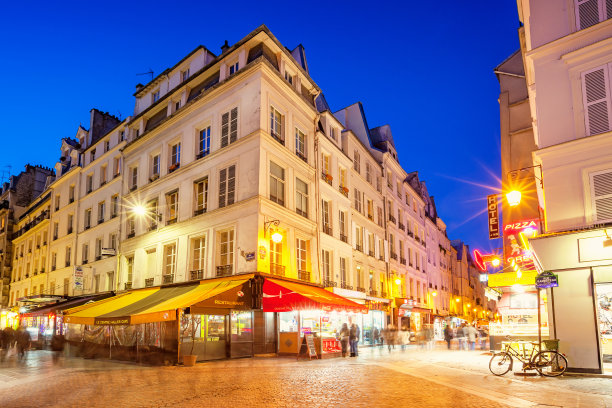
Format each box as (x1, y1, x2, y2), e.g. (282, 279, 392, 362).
(263, 278, 368, 358)
(0, 309, 19, 330)
(63, 275, 254, 364)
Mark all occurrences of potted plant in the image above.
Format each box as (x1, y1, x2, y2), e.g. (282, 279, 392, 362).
(182, 313, 199, 366)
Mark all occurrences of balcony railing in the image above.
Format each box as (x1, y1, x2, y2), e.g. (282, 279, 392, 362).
(379, 255, 384, 261)
(339, 185, 348, 197)
(271, 132, 285, 145)
(368, 250, 375, 257)
(369, 288, 378, 296)
(323, 225, 332, 236)
(124, 282, 132, 290)
(367, 214, 374, 221)
(216, 265, 233, 277)
(322, 279, 337, 287)
(390, 252, 398, 260)
(298, 270, 310, 281)
(355, 244, 363, 252)
(127, 232, 135, 239)
(400, 258, 406, 265)
(194, 208, 206, 216)
(162, 274, 174, 284)
(388, 215, 396, 224)
(168, 163, 180, 173)
(356, 286, 366, 293)
(399, 223, 405, 231)
(321, 172, 333, 186)
(145, 278, 154, 287)
(190, 269, 204, 280)
(340, 233, 348, 243)
(381, 291, 388, 298)
(340, 282, 353, 290)
(295, 151, 307, 162)
(270, 263, 285, 276)
(166, 218, 177, 225)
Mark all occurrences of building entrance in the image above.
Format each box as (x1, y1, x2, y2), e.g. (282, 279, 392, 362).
(595, 283, 612, 372)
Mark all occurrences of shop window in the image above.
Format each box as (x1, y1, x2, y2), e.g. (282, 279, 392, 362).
(231, 311, 252, 342)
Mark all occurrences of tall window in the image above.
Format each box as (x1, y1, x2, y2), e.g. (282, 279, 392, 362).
(368, 233, 375, 256)
(51, 253, 57, 270)
(339, 257, 347, 285)
(192, 236, 206, 271)
(322, 200, 331, 233)
(164, 243, 177, 277)
(126, 256, 134, 284)
(65, 246, 71, 267)
(82, 243, 89, 264)
(575, 0, 612, 30)
(339, 167, 347, 190)
(354, 189, 362, 213)
(169, 143, 181, 170)
(367, 199, 374, 220)
(270, 106, 284, 144)
(198, 126, 211, 158)
(295, 128, 306, 160)
(111, 195, 119, 218)
(100, 165, 107, 185)
(67, 214, 73, 234)
(151, 154, 160, 177)
(321, 154, 331, 177)
(130, 167, 138, 190)
(353, 150, 360, 173)
(109, 233, 117, 250)
(366, 162, 372, 183)
(166, 191, 178, 223)
(95, 238, 103, 259)
(269, 162, 285, 205)
(153, 90, 160, 103)
(84, 209, 92, 229)
(86, 174, 93, 193)
(219, 165, 236, 208)
(113, 157, 121, 176)
(296, 239, 307, 273)
(355, 225, 363, 251)
(270, 239, 282, 268)
(339, 211, 347, 240)
(229, 62, 239, 75)
(194, 177, 209, 215)
(219, 230, 235, 268)
(582, 64, 612, 136)
(126, 217, 135, 237)
(221, 107, 238, 147)
(69, 185, 75, 202)
(322, 250, 331, 281)
(146, 199, 159, 229)
(378, 207, 383, 227)
(295, 178, 308, 217)
(98, 201, 105, 223)
(182, 69, 190, 82)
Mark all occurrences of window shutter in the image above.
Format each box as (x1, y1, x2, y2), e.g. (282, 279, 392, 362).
(227, 165, 236, 205)
(351, 221, 356, 248)
(221, 112, 229, 148)
(576, 0, 601, 30)
(364, 228, 369, 253)
(582, 66, 611, 136)
(383, 240, 389, 262)
(219, 168, 227, 208)
(590, 169, 612, 222)
(375, 237, 380, 258)
(230, 107, 238, 143)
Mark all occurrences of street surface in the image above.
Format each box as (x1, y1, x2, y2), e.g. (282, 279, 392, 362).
(1, 345, 611, 407)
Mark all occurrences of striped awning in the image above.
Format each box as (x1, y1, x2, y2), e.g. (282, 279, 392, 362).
(63, 275, 252, 325)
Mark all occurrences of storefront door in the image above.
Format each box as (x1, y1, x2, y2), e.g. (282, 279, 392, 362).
(180, 313, 228, 361)
(595, 283, 612, 370)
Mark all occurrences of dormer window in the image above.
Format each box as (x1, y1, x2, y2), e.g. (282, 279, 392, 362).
(119, 131, 125, 141)
(181, 69, 190, 82)
(104, 140, 110, 153)
(284, 70, 294, 85)
(153, 90, 160, 103)
(229, 62, 239, 75)
(90, 149, 96, 162)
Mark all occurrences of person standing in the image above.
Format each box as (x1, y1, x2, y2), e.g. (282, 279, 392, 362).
(15, 326, 31, 360)
(467, 324, 478, 350)
(457, 324, 466, 350)
(443, 324, 453, 350)
(339, 323, 350, 357)
(349, 323, 359, 357)
(51, 333, 66, 363)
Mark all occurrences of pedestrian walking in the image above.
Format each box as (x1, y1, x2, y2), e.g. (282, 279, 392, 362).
(443, 324, 453, 350)
(15, 326, 31, 360)
(467, 324, 478, 350)
(51, 333, 66, 363)
(338, 323, 350, 357)
(457, 324, 467, 350)
(424, 324, 434, 350)
(349, 323, 360, 357)
(372, 326, 380, 345)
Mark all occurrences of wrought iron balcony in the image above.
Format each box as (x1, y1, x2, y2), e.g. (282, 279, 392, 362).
(368, 250, 375, 257)
(162, 274, 174, 284)
(216, 265, 233, 277)
(340, 233, 348, 243)
(390, 252, 398, 260)
(369, 288, 378, 296)
(323, 225, 332, 236)
(270, 263, 285, 276)
(399, 222, 405, 231)
(381, 291, 388, 298)
(124, 282, 132, 290)
(323, 279, 337, 287)
(190, 270, 204, 281)
(145, 278, 154, 287)
(356, 286, 366, 293)
(355, 244, 363, 252)
(298, 270, 310, 281)
(339, 185, 349, 197)
(321, 172, 333, 185)
(295, 151, 307, 162)
(388, 215, 396, 224)
(340, 282, 353, 290)
(400, 258, 406, 265)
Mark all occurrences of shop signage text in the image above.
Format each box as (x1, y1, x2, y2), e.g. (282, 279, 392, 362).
(487, 270, 538, 287)
(535, 271, 559, 289)
(503, 218, 539, 268)
(74, 266, 84, 291)
(487, 194, 500, 239)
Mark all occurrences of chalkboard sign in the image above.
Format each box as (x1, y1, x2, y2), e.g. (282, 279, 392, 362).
(298, 334, 318, 360)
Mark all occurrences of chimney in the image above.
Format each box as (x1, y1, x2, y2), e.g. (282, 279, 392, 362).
(135, 83, 144, 92)
(221, 40, 230, 54)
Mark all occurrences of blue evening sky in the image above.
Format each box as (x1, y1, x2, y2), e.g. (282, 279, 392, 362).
(0, 1, 519, 253)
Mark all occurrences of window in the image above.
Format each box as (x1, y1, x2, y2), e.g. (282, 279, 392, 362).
(94, 275, 100, 293)
(55, 195, 60, 211)
(269, 161, 285, 205)
(221, 107, 238, 147)
(67, 214, 73, 234)
(284, 70, 294, 85)
(113, 157, 121, 177)
(295, 178, 308, 217)
(198, 127, 211, 158)
(69, 185, 75, 203)
(329, 127, 337, 141)
(295, 128, 306, 160)
(321, 153, 331, 179)
(166, 191, 178, 223)
(63, 278, 70, 295)
(296, 239, 308, 273)
(355, 225, 363, 251)
(51, 253, 57, 271)
(153, 90, 160, 103)
(353, 150, 360, 173)
(397, 181, 402, 197)
(270, 106, 284, 144)
(100, 165, 107, 185)
(590, 169, 612, 222)
(192, 236, 206, 272)
(90, 149, 96, 162)
(111, 195, 119, 218)
(366, 163, 372, 184)
(339, 167, 347, 190)
(109, 233, 117, 250)
(98, 201, 105, 223)
(218, 165, 236, 208)
(219, 230, 235, 268)
(229, 62, 239, 75)
(354, 189, 362, 213)
(164, 243, 177, 278)
(169, 143, 181, 170)
(120, 131, 125, 141)
(104, 140, 110, 153)
(368, 233, 375, 256)
(82, 243, 89, 264)
(340, 257, 347, 286)
(270, 238, 282, 268)
(575, 0, 612, 30)
(84, 208, 92, 229)
(367, 199, 374, 220)
(151, 154, 160, 178)
(322, 200, 331, 233)
(378, 207, 383, 227)
(194, 177, 209, 215)
(339, 211, 347, 241)
(581, 64, 612, 136)
(126, 217, 135, 238)
(175, 100, 181, 111)
(86, 174, 93, 193)
(65, 246, 71, 267)
(130, 167, 138, 190)
(182, 68, 190, 82)
(95, 238, 102, 260)
(126, 256, 134, 284)
(322, 250, 331, 281)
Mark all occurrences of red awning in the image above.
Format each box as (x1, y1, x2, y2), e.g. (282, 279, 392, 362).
(262, 278, 368, 314)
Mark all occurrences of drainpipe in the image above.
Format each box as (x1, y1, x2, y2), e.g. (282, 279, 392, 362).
(311, 90, 322, 285)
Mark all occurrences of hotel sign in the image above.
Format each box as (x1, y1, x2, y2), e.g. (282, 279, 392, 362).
(487, 195, 500, 239)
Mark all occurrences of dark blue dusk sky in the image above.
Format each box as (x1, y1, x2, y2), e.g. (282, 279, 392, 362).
(0, 1, 519, 253)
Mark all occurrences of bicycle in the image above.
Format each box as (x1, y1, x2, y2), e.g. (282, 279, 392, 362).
(489, 338, 568, 377)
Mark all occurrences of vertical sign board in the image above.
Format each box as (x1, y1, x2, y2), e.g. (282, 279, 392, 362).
(487, 194, 500, 239)
(74, 266, 84, 291)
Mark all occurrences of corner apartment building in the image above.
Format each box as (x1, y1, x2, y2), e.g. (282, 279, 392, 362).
(515, 0, 612, 373)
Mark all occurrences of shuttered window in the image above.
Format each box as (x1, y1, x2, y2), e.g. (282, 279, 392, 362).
(221, 107, 238, 148)
(581, 65, 612, 136)
(590, 169, 612, 222)
(218, 165, 236, 208)
(575, 0, 612, 30)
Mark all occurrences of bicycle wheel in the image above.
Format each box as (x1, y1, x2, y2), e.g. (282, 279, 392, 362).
(489, 352, 513, 376)
(534, 350, 567, 377)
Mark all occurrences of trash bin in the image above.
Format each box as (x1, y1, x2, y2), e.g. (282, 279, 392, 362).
(542, 339, 559, 351)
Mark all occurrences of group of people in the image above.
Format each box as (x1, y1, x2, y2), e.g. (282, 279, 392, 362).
(337, 323, 361, 357)
(443, 323, 488, 350)
(0, 326, 31, 361)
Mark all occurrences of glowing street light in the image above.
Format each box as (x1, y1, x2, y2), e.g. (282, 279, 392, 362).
(491, 258, 500, 267)
(395, 278, 402, 285)
(431, 291, 438, 297)
(271, 231, 283, 243)
(455, 298, 460, 302)
(132, 204, 147, 217)
(506, 190, 522, 207)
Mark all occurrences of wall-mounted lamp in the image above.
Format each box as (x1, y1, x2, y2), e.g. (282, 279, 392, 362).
(264, 219, 283, 243)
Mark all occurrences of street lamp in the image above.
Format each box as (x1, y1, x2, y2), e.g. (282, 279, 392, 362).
(506, 190, 521, 207)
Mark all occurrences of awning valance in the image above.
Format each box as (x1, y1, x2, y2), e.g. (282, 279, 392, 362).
(21, 294, 113, 318)
(262, 278, 368, 314)
(64, 275, 251, 325)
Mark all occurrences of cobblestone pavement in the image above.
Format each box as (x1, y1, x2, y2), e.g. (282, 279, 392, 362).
(0, 346, 611, 408)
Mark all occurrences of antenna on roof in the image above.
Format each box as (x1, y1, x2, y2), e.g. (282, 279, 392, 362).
(0, 165, 12, 185)
(136, 69, 154, 81)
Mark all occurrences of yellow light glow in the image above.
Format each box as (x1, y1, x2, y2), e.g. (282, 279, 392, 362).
(506, 190, 521, 207)
(432, 291, 437, 297)
(132, 204, 147, 217)
(467, 303, 471, 308)
(517, 270, 522, 278)
(395, 278, 401, 285)
(271, 231, 283, 243)
(473, 308, 477, 312)
(491, 258, 500, 267)
(455, 298, 460, 302)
